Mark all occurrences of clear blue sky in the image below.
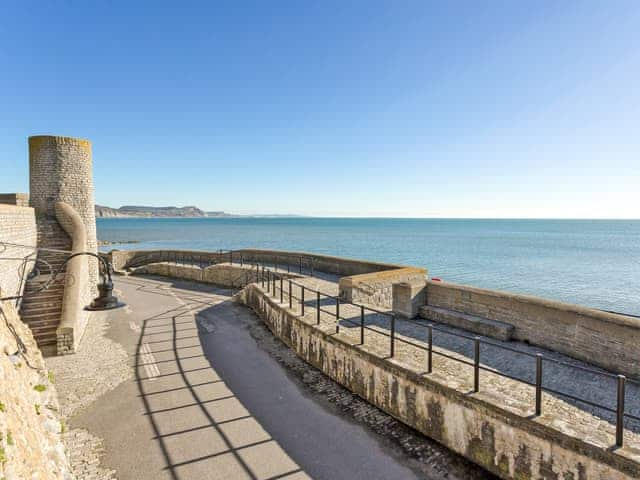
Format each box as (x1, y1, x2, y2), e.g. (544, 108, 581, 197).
(1, 1, 639, 218)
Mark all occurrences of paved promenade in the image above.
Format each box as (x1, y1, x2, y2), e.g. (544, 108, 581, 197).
(49, 273, 489, 479)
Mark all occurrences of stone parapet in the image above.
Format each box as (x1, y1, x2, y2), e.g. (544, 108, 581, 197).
(425, 280, 640, 378)
(108, 248, 405, 277)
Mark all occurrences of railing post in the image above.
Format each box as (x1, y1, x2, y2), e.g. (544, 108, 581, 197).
(316, 291, 320, 324)
(310, 259, 314, 277)
(427, 324, 433, 373)
(299, 257, 302, 274)
(287, 259, 290, 273)
(229, 251, 232, 265)
(335, 297, 340, 333)
(280, 276, 283, 303)
(301, 286, 305, 316)
(390, 315, 396, 357)
(266, 271, 270, 292)
(473, 337, 480, 393)
(272, 274, 276, 296)
(240, 254, 243, 266)
(289, 280, 292, 308)
(617, 375, 626, 447)
(535, 354, 543, 416)
(360, 305, 365, 345)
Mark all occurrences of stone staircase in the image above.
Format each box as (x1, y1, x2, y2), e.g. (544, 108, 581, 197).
(20, 218, 72, 355)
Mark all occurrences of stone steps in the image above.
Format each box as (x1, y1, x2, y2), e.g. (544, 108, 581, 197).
(20, 303, 62, 316)
(19, 217, 72, 353)
(419, 305, 515, 341)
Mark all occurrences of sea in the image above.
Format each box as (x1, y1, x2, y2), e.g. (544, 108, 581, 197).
(97, 217, 640, 315)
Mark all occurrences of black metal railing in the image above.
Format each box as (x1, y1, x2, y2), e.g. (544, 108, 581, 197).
(254, 266, 638, 449)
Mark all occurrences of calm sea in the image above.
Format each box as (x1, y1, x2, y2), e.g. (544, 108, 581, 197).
(97, 217, 640, 315)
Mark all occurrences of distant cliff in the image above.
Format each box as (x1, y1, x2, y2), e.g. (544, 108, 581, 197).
(95, 205, 231, 218)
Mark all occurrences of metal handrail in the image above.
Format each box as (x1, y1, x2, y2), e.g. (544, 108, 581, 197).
(258, 265, 635, 448)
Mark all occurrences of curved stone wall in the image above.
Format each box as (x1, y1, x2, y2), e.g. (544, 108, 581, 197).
(55, 201, 90, 354)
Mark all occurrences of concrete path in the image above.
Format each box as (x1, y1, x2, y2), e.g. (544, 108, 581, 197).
(62, 274, 486, 480)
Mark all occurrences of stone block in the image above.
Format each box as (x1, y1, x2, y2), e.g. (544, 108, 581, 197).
(392, 279, 426, 318)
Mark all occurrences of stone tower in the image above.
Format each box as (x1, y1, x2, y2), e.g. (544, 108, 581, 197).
(28, 135, 98, 292)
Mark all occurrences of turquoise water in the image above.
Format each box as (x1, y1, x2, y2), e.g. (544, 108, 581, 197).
(97, 218, 640, 315)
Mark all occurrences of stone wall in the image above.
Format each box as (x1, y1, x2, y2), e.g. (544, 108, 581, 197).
(235, 249, 404, 276)
(0, 204, 37, 300)
(241, 284, 640, 480)
(424, 280, 640, 378)
(29, 135, 98, 297)
(109, 248, 404, 277)
(55, 202, 91, 354)
(133, 261, 301, 288)
(339, 267, 427, 309)
(0, 193, 29, 208)
(0, 300, 70, 479)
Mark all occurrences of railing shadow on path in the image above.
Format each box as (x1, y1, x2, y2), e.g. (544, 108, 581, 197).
(127, 276, 304, 480)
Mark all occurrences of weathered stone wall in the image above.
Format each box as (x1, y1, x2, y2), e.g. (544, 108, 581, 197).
(0, 204, 37, 300)
(0, 193, 29, 208)
(339, 267, 427, 309)
(133, 261, 301, 288)
(29, 135, 98, 297)
(425, 280, 640, 378)
(241, 284, 640, 480)
(0, 300, 70, 480)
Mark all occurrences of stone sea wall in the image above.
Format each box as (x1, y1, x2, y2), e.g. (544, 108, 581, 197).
(241, 284, 640, 480)
(0, 300, 70, 480)
(424, 280, 640, 379)
(109, 248, 404, 277)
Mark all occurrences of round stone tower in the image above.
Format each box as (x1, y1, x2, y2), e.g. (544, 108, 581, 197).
(28, 135, 98, 291)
